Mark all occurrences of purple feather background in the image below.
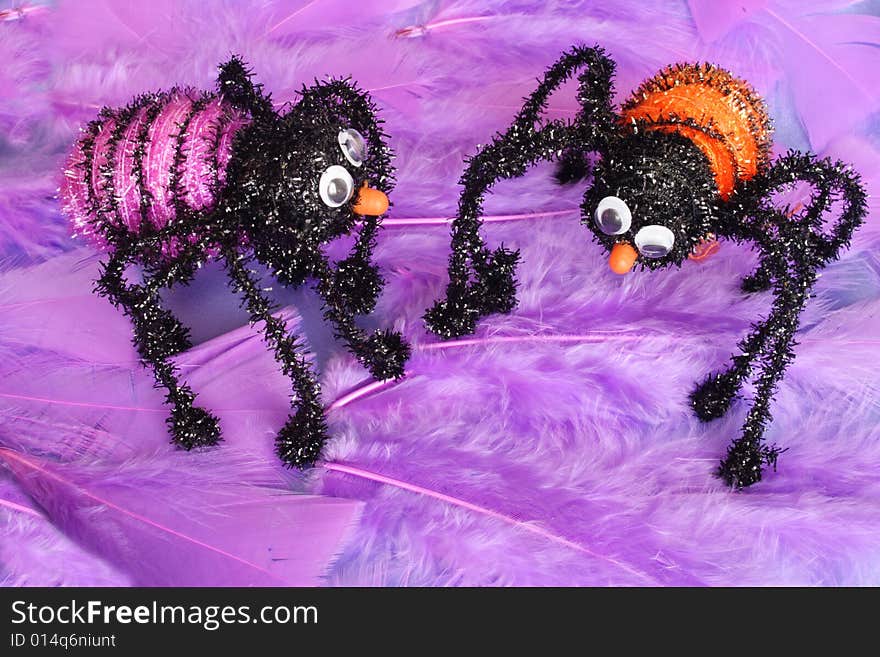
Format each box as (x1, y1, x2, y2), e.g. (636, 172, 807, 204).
(1, 0, 879, 586)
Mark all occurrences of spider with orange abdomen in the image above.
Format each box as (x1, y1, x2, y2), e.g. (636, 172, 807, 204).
(426, 45, 867, 488)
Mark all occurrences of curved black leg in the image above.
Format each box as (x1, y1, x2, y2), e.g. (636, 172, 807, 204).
(96, 251, 221, 449)
(327, 216, 384, 316)
(313, 250, 409, 381)
(690, 244, 810, 486)
(740, 258, 773, 292)
(425, 45, 617, 339)
(716, 263, 807, 487)
(700, 151, 867, 487)
(224, 250, 328, 467)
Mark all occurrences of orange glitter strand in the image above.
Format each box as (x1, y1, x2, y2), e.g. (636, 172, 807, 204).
(620, 63, 773, 200)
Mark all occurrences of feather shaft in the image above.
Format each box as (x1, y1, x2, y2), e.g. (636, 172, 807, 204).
(322, 461, 661, 585)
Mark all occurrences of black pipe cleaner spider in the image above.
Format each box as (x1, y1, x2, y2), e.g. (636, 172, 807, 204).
(425, 45, 867, 488)
(61, 58, 410, 467)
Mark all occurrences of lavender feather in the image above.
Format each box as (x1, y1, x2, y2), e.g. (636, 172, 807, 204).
(0, 447, 363, 586)
(0, 253, 364, 587)
(689, 0, 880, 150)
(0, 0, 878, 587)
(0, 474, 130, 586)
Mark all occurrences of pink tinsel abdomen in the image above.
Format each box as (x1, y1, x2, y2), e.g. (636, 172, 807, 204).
(60, 90, 249, 248)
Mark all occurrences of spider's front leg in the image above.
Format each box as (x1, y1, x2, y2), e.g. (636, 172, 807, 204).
(313, 240, 409, 381)
(223, 249, 328, 467)
(696, 152, 867, 424)
(97, 249, 221, 449)
(424, 125, 584, 339)
(326, 215, 384, 316)
(425, 45, 617, 339)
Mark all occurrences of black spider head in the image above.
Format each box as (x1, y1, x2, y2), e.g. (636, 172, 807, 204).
(276, 78, 394, 238)
(226, 78, 395, 279)
(582, 129, 719, 274)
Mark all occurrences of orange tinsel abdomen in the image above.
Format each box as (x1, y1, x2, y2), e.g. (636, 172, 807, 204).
(620, 63, 772, 199)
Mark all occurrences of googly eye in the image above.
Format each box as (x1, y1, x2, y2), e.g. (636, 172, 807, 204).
(338, 128, 367, 167)
(594, 196, 632, 235)
(634, 225, 676, 258)
(319, 165, 355, 207)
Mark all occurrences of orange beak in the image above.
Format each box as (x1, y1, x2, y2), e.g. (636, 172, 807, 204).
(352, 182, 389, 216)
(609, 242, 638, 275)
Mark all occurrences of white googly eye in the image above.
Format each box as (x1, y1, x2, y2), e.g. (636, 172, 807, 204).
(319, 165, 355, 207)
(338, 128, 367, 167)
(634, 225, 676, 258)
(594, 196, 632, 235)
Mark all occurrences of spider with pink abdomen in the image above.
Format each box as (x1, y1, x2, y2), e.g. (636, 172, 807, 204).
(61, 57, 410, 467)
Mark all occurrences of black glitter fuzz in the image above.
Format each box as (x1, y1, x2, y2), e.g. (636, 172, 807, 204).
(79, 58, 409, 468)
(425, 45, 868, 488)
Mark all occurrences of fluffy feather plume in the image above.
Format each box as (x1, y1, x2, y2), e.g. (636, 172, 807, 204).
(0, 447, 363, 586)
(0, 474, 130, 586)
(0, 0, 878, 586)
(688, 0, 880, 150)
(0, 252, 363, 586)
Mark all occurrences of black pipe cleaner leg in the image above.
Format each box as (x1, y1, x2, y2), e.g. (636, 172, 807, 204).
(313, 253, 409, 381)
(425, 45, 617, 339)
(740, 257, 773, 293)
(716, 259, 811, 487)
(689, 325, 769, 423)
(96, 251, 221, 449)
(691, 238, 807, 487)
(704, 152, 866, 487)
(224, 250, 328, 467)
(327, 215, 384, 316)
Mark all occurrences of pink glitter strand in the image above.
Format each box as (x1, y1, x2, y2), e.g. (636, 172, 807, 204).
(325, 376, 403, 412)
(3, 328, 873, 414)
(421, 331, 645, 351)
(325, 330, 880, 410)
(321, 460, 660, 584)
(328, 332, 660, 410)
(264, 0, 318, 36)
(0, 392, 277, 415)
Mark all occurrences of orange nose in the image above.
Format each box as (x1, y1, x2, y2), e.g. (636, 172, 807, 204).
(352, 183, 389, 216)
(609, 242, 638, 275)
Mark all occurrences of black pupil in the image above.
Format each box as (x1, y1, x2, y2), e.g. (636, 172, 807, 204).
(344, 132, 365, 162)
(327, 178, 349, 204)
(600, 208, 623, 233)
(641, 244, 669, 258)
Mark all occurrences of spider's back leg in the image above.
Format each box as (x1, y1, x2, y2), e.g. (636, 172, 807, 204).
(97, 249, 222, 449)
(696, 152, 867, 487)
